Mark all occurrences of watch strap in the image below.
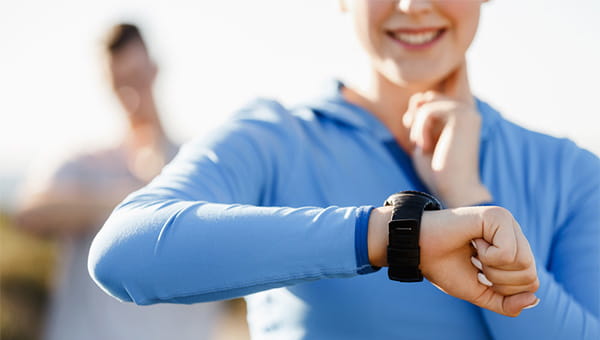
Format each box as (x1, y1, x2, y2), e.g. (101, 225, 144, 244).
(384, 191, 442, 282)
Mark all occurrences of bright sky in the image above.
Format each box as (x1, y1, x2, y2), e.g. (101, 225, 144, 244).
(1, 0, 599, 180)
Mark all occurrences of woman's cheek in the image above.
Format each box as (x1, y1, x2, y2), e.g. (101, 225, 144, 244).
(438, 2, 481, 49)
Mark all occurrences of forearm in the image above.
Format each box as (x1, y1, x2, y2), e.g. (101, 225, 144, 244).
(17, 196, 120, 237)
(89, 195, 367, 305)
(17, 201, 112, 236)
(16, 187, 137, 237)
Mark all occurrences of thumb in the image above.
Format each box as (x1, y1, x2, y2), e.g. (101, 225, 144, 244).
(472, 288, 539, 317)
(500, 292, 540, 317)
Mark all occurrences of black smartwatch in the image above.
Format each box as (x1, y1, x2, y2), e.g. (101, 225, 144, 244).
(384, 191, 442, 282)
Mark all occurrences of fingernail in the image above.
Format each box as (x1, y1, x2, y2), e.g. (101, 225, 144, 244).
(471, 240, 478, 250)
(524, 298, 541, 310)
(470, 256, 483, 271)
(477, 272, 493, 287)
(403, 113, 412, 127)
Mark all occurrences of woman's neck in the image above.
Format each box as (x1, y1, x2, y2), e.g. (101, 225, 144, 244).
(342, 70, 422, 153)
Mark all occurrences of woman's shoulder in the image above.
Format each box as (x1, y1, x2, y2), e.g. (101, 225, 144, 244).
(180, 98, 320, 161)
(479, 98, 599, 219)
(478, 98, 597, 164)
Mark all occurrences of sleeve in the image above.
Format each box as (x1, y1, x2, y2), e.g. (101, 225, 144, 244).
(482, 144, 600, 339)
(88, 99, 372, 305)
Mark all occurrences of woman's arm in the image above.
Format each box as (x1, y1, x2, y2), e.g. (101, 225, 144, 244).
(88, 100, 539, 316)
(88, 101, 368, 304)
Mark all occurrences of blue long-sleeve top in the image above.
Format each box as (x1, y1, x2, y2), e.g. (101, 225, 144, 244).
(89, 82, 599, 339)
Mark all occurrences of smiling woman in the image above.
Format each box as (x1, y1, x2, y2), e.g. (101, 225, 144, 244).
(342, 0, 482, 89)
(86, 0, 598, 339)
(0, 0, 598, 339)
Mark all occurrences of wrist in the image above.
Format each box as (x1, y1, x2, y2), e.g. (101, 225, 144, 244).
(419, 208, 482, 278)
(367, 206, 392, 267)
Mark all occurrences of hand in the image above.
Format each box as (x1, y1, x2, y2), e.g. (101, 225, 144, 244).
(403, 61, 491, 207)
(368, 205, 539, 317)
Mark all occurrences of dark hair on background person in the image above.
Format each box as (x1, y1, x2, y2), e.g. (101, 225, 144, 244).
(106, 23, 147, 54)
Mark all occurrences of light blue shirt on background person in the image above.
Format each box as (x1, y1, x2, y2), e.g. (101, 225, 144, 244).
(24, 146, 223, 340)
(89, 81, 599, 339)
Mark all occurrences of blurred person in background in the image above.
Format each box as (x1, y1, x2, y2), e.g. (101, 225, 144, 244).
(14, 23, 223, 340)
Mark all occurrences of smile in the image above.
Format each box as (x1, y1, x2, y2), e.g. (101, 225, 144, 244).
(386, 28, 446, 49)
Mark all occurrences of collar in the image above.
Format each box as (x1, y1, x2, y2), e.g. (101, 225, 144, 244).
(302, 79, 500, 142)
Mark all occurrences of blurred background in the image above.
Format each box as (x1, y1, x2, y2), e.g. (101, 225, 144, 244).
(1, 0, 598, 339)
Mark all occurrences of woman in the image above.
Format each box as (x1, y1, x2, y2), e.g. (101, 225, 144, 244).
(89, 1, 599, 339)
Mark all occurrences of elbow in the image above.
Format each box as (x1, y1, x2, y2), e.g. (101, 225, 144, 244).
(87, 215, 139, 304)
(89, 198, 202, 305)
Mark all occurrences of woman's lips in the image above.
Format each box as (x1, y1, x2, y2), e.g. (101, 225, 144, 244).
(386, 28, 447, 50)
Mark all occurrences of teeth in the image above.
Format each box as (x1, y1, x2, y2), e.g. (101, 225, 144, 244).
(393, 30, 440, 45)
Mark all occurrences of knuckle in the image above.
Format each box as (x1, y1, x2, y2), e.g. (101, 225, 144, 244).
(508, 310, 521, 318)
(518, 256, 534, 270)
(496, 250, 515, 265)
(482, 206, 512, 222)
(523, 271, 537, 284)
(409, 93, 423, 106)
(493, 285, 512, 296)
(531, 278, 540, 292)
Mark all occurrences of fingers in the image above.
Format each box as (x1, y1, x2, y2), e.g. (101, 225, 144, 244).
(471, 258, 537, 286)
(468, 208, 539, 297)
(463, 206, 539, 305)
(405, 89, 479, 153)
(467, 277, 540, 317)
(476, 207, 520, 268)
(488, 280, 540, 297)
(421, 207, 540, 317)
(472, 254, 538, 296)
(470, 268, 540, 317)
(408, 62, 473, 158)
(407, 99, 459, 153)
(471, 287, 539, 317)
(403, 91, 434, 129)
(409, 106, 447, 153)
(473, 262, 539, 295)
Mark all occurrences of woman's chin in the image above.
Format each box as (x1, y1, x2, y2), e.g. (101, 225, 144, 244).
(385, 72, 446, 92)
